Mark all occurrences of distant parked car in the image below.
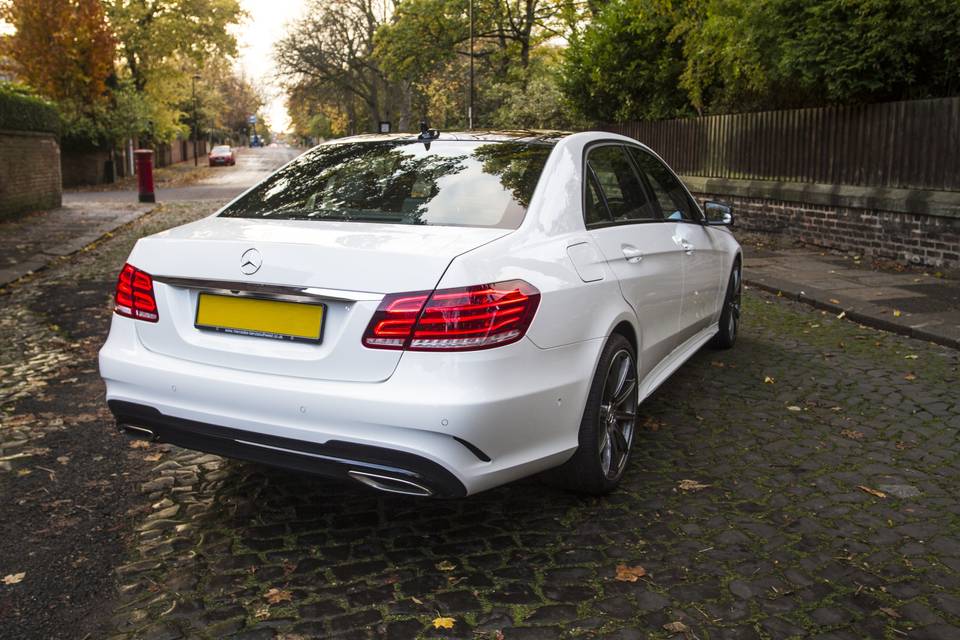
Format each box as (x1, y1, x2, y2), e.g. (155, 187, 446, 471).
(208, 145, 235, 167)
(100, 131, 742, 498)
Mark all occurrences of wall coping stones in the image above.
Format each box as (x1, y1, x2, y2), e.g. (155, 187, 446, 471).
(681, 175, 960, 220)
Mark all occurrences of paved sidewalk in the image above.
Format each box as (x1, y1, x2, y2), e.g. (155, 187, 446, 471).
(744, 246, 960, 349)
(0, 202, 152, 287)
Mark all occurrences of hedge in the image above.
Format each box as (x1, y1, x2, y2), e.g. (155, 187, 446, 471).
(0, 82, 60, 136)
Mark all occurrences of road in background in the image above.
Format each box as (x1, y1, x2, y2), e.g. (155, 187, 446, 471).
(63, 146, 301, 205)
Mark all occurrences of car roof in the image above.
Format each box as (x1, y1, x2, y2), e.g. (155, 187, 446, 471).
(329, 130, 572, 146)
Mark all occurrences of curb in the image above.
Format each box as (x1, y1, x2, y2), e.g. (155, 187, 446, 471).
(745, 275, 960, 350)
(0, 206, 155, 289)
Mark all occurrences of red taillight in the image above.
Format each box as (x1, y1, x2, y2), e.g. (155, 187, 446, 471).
(114, 263, 159, 322)
(362, 280, 540, 351)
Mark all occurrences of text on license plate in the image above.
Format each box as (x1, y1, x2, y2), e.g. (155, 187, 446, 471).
(195, 293, 324, 343)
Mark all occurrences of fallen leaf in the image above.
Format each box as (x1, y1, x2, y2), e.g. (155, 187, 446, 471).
(879, 607, 901, 619)
(840, 429, 864, 440)
(432, 616, 455, 629)
(144, 453, 162, 462)
(264, 588, 293, 604)
(435, 560, 456, 572)
(787, 405, 802, 412)
(905, 354, 918, 360)
(763, 376, 775, 384)
(858, 485, 887, 499)
(663, 621, 689, 634)
(253, 606, 270, 620)
(678, 479, 710, 492)
(893, 309, 902, 317)
(711, 361, 725, 368)
(56, 456, 70, 465)
(16, 469, 31, 477)
(837, 311, 846, 320)
(829, 298, 841, 304)
(642, 416, 663, 431)
(615, 564, 647, 582)
(411, 596, 424, 605)
(904, 373, 916, 381)
(128, 440, 151, 449)
(3, 572, 25, 585)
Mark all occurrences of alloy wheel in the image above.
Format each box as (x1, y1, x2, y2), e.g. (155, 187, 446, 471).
(597, 349, 638, 480)
(728, 267, 742, 338)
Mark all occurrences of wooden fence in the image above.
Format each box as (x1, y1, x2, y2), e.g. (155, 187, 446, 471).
(605, 97, 960, 192)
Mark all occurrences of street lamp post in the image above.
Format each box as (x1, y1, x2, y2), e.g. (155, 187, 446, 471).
(468, 0, 474, 130)
(192, 74, 201, 166)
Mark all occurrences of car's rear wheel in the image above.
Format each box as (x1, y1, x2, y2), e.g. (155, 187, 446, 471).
(711, 260, 741, 349)
(545, 333, 638, 495)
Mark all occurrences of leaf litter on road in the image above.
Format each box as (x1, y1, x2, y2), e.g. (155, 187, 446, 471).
(858, 485, 887, 499)
(615, 564, 647, 582)
(678, 479, 710, 492)
(264, 587, 292, 604)
(432, 616, 455, 629)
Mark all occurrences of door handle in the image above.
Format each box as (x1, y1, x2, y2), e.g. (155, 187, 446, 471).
(621, 245, 644, 264)
(679, 239, 694, 254)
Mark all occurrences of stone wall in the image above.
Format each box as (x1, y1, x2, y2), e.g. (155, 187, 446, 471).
(683, 177, 960, 270)
(0, 129, 61, 220)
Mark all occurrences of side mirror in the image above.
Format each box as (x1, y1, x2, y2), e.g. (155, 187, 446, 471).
(705, 200, 734, 226)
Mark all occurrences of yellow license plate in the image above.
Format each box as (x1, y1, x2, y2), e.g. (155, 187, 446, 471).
(195, 293, 324, 343)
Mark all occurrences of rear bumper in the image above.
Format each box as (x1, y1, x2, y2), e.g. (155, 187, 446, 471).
(99, 315, 603, 495)
(109, 400, 466, 497)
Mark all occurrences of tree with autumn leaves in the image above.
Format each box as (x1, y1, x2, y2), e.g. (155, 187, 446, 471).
(0, 0, 260, 149)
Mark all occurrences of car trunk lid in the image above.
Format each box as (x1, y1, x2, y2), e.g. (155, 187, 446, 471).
(125, 216, 509, 382)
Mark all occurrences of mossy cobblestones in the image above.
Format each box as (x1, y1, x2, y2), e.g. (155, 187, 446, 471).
(2, 202, 957, 639)
(108, 289, 960, 639)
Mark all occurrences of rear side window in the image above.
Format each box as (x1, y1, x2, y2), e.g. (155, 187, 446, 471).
(628, 148, 700, 222)
(585, 145, 657, 224)
(584, 172, 610, 225)
(219, 140, 553, 229)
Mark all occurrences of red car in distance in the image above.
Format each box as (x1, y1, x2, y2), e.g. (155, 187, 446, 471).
(208, 145, 236, 167)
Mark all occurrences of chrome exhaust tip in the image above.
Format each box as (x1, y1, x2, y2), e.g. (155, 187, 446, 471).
(348, 470, 433, 497)
(118, 423, 157, 441)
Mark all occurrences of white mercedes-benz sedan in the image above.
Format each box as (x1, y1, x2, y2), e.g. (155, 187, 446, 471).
(99, 130, 741, 498)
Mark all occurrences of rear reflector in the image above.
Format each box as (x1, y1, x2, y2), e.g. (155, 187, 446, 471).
(114, 263, 159, 322)
(362, 280, 540, 351)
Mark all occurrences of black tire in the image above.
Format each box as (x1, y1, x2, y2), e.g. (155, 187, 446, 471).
(711, 260, 742, 350)
(544, 333, 638, 495)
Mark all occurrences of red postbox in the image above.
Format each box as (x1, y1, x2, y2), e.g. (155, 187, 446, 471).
(134, 149, 156, 203)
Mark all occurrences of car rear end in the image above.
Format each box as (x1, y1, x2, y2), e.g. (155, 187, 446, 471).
(99, 135, 594, 496)
(208, 145, 234, 166)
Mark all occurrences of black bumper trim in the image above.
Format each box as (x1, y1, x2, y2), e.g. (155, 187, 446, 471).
(107, 400, 467, 498)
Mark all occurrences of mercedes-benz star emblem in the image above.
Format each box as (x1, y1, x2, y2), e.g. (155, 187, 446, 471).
(240, 248, 262, 275)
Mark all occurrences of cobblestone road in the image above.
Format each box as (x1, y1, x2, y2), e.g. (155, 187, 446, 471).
(2, 203, 959, 639)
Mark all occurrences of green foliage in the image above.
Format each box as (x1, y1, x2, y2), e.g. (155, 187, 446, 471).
(489, 50, 586, 129)
(0, 82, 60, 135)
(561, 0, 692, 122)
(772, 0, 960, 104)
(564, 0, 960, 122)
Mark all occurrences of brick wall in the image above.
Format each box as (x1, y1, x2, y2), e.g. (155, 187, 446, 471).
(693, 191, 960, 270)
(0, 130, 61, 220)
(62, 149, 113, 187)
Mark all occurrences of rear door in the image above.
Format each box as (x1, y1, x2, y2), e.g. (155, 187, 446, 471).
(584, 143, 684, 378)
(629, 147, 725, 342)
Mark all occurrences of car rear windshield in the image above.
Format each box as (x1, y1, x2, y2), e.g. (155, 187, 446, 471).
(218, 140, 553, 229)
(212, 146, 230, 153)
